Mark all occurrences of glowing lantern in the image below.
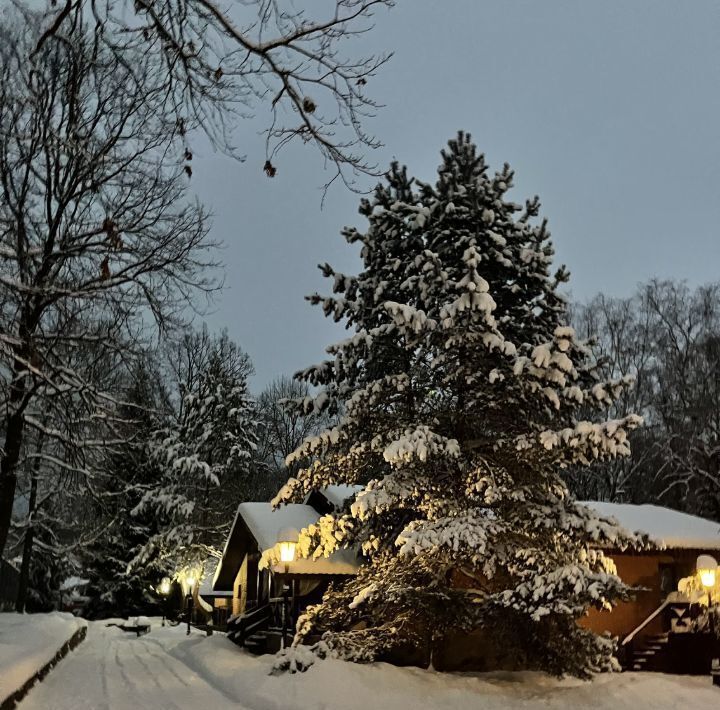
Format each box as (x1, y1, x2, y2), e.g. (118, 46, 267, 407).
(158, 577, 171, 596)
(277, 528, 298, 569)
(697, 554, 718, 596)
(186, 575, 196, 590)
(700, 568, 716, 589)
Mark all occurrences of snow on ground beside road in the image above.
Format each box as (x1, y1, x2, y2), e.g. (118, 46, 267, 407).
(18, 620, 250, 710)
(0, 612, 87, 706)
(170, 634, 719, 710)
(16, 619, 720, 709)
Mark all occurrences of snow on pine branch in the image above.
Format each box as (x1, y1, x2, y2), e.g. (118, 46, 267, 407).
(396, 511, 505, 566)
(497, 560, 629, 621)
(384, 302, 437, 334)
(439, 247, 498, 328)
(350, 474, 419, 521)
(526, 414, 644, 463)
(381, 426, 460, 465)
(286, 426, 344, 466)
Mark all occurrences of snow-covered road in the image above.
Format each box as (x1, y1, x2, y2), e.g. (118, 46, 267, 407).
(17, 622, 249, 710)
(15, 619, 720, 710)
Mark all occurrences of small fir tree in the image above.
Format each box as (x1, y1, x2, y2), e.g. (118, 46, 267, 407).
(272, 133, 649, 676)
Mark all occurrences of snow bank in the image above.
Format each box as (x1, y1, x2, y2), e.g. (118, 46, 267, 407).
(0, 612, 87, 705)
(167, 633, 720, 710)
(14, 621, 720, 709)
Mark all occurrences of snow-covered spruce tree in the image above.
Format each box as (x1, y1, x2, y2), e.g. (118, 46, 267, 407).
(82, 360, 169, 619)
(272, 133, 650, 676)
(132, 330, 260, 571)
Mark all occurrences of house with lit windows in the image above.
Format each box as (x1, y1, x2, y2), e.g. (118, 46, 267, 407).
(206, 491, 720, 671)
(579, 502, 720, 674)
(204, 486, 360, 652)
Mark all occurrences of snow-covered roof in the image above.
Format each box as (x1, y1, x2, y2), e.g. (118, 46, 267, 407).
(230, 502, 360, 577)
(316, 485, 363, 509)
(239, 502, 320, 551)
(584, 501, 720, 550)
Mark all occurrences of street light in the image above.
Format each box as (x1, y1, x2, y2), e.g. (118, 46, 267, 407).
(697, 555, 718, 604)
(158, 577, 171, 627)
(277, 528, 298, 649)
(698, 554, 720, 686)
(159, 577, 171, 596)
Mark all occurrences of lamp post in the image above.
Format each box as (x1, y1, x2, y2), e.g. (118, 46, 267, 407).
(158, 577, 171, 627)
(697, 554, 719, 686)
(697, 555, 717, 609)
(185, 575, 196, 636)
(277, 528, 298, 649)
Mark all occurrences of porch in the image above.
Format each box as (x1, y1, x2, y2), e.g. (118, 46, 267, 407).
(620, 600, 719, 674)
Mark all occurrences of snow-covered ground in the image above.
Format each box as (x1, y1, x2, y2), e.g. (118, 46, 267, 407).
(0, 612, 87, 706)
(12, 619, 719, 709)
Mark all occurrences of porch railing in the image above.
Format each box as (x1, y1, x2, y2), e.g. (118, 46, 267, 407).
(621, 600, 670, 646)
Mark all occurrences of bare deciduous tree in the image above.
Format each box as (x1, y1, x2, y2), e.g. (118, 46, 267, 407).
(0, 16, 217, 560)
(17, 0, 395, 189)
(255, 374, 331, 483)
(569, 280, 720, 520)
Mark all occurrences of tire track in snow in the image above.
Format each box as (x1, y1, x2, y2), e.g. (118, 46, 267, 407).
(96, 640, 111, 710)
(142, 635, 251, 707)
(110, 639, 183, 710)
(134, 639, 193, 691)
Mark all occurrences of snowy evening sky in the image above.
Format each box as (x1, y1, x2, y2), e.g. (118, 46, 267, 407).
(190, 0, 720, 389)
